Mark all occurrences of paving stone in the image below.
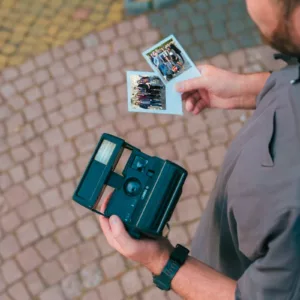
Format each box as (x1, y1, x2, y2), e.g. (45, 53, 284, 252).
(0, 105, 12, 121)
(43, 127, 65, 148)
(40, 285, 66, 300)
(2, 67, 19, 81)
(60, 181, 76, 202)
(35, 237, 60, 261)
(16, 247, 42, 272)
(182, 174, 201, 198)
(59, 161, 77, 180)
(34, 214, 56, 237)
(221, 39, 239, 53)
(24, 271, 44, 297)
(99, 27, 117, 42)
(208, 145, 227, 168)
(0, 173, 12, 191)
(82, 33, 99, 48)
(33, 117, 50, 134)
(82, 290, 100, 300)
(133, 15, 149, 30)
(40, 187, 63, 210)
(142, 287, 168, 300)
(14, 77, 33, 92)
(42, 148, 60, 168)
(1, 211, 21, 232)
(210, 126, 229, 145)
(95, 234, 115, 256)
(52, 205, 76, 228)
(17, 198, 43, 221)
(80, 263, 103, 288)
(33, 69, 50, 85)
(148, 127, 168, 146)
(39, 260, 65, 285)
(100, 252, 126, 279)
(0, 292, 12, 300)
(77, 240, 99, 266)
(9, 165, 26, 183)
(0, 235, 20, 259)
(63, 118, 85, 139)
(168, 225, 189, 246)
(176, 197, 202, 223)
(25, 174, 46, 196)
(98, 280, 124, 300)
(121, 269, 143, 296)
(0, 83, 16, 99)
(56, 226, 81, 250)
(59, 248, 80, 274)
(61, 274, 82, 299)
(41, 80, 57, 97)
(9, 95, 26, 110)
(16, 221, 39, 247)
(199, 169, 217, 193)
(4, 184, 29, 208)
(8, 281, 30, 300)
(193, 28, 210, 43)
(1, 260, 23, 284)
(11, 145, 31, 163)
(228, 49, 247, 68)
(203, 40, 222, 57)
(74, 65, 92, 80)
(185, 151, 208, 172)
(77, 216, 100, 239)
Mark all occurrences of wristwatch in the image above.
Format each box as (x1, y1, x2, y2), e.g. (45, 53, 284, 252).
(153, 244, 189, 291)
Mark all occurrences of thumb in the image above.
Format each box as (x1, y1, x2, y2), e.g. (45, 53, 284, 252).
(175, 75, 207, 93)
(109, 215, 133, 248)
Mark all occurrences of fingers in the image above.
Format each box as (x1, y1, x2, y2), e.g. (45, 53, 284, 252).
(185, 91, 200, 112)
(100, 191, 113, 214)
(192, 100, 207, 115)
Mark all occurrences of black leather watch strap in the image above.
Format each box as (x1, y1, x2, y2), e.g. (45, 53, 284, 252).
(153, 244, 189, 291)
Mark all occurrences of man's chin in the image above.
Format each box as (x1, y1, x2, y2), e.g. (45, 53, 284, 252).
(260, 31, 300, 57)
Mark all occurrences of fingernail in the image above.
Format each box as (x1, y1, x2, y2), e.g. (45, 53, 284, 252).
(109, 215, 118, 225)
(175, 82, 184, 92)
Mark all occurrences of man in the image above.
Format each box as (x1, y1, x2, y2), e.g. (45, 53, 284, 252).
(100, 0, 300, 299)
(170, 42, 185, 63)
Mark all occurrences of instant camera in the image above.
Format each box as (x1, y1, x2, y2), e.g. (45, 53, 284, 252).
(73, 133, 188, 239)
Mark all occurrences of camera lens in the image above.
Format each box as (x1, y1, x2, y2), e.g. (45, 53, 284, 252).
(124, 178, 142, 196)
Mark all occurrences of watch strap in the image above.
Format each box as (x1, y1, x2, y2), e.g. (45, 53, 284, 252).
(153, 244, 189, 291)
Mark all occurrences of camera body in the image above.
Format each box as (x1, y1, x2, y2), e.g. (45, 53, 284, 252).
(73, 133, 188, 239)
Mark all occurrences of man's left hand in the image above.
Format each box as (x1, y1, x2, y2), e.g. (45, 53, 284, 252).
(99, 194, 174, 275)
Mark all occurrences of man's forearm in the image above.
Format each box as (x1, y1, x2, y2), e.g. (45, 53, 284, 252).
(233, 72, 271, 110)
(149, 254, 236, 300)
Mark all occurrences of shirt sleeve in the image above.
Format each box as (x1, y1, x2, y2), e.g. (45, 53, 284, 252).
(235, 208, 300, 300)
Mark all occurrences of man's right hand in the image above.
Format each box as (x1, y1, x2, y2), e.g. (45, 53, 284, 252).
(175, 65, 271, 115)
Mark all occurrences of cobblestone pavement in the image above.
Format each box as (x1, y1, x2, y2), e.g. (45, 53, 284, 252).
(0, 3, 288, 300)
(0, 0, 259, 70)
(0, 0, 124, 69)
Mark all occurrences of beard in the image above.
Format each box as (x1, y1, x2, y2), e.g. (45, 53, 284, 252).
(260, 18, 300, 57)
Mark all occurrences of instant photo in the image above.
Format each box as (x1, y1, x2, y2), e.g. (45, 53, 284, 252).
(127, 71, 183, 115)
(143, 35, 201, 85)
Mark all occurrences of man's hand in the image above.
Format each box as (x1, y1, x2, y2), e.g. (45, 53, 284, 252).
(175, 65, 270, 114)
(99, 194, 174, 275)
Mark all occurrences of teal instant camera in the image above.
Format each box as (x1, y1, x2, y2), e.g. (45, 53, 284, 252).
(73, 133, 188, 239)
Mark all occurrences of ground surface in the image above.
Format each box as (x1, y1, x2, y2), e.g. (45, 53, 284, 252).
(0, 0, 286, 299)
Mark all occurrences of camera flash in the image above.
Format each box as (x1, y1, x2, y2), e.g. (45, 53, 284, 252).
(95, 140, 116, 165)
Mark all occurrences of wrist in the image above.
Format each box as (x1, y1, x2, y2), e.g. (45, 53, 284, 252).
(240, 72, 270, 97)
(146, 245, 174, 275)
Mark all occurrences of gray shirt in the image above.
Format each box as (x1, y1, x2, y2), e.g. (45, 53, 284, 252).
(191, 64, 300, 299)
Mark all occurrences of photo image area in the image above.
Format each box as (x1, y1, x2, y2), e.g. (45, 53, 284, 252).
(129, 73, 166, 111)
(145, 37, 192, 83)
